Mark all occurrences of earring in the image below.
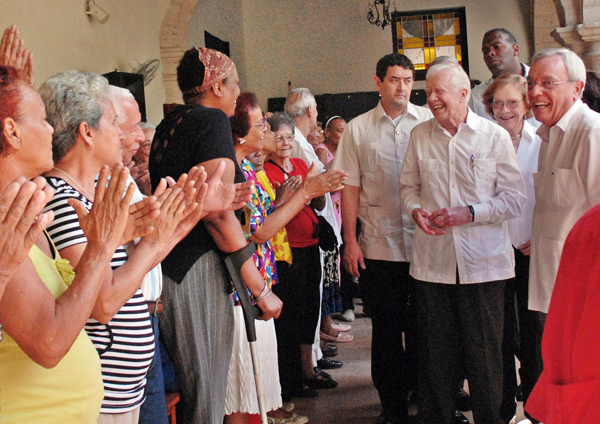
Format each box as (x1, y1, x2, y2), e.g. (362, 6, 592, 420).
(87, 142, 94, 150)
(239, 138, 245, 145)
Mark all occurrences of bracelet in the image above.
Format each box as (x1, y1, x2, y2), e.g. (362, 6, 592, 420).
(253, 283, 271, 303)
(467, 205, 475, 222)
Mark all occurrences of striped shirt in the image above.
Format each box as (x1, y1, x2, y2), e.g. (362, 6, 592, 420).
(44, 177, 155, 413)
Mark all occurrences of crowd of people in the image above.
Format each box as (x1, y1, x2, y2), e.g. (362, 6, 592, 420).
(0, 21, 599, 424)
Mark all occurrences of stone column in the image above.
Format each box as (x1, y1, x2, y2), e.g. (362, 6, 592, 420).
(159, 0, 199, 104)
(544, 0, 600, 71)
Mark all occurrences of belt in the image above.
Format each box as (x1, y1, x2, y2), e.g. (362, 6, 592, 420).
(147, 299, 163, 315)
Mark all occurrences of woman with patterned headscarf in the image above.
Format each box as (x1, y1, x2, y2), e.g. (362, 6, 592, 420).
(149, 47, 283, 424)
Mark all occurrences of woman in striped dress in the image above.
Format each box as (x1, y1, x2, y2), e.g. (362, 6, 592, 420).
(39, 70, 196, 424)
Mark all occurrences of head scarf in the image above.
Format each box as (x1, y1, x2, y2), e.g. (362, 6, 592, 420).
(182, 47, 235, 96)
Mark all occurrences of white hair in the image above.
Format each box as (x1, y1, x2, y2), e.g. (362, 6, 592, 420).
(284, 88, 316, 118)
(108, 85, 135, 125)
(140, 122, 156, 131)
(39, 70, 111, 163)
(426, 62, 471, 103)
(531, 48, 587, 87)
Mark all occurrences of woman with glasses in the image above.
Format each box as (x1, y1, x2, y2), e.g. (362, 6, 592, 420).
(263, 112, 349, 402)
(226, 99, 346, 424)
(482, 73, 542, 423)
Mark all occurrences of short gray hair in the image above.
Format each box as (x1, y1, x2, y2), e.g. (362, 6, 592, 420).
(531, 48, 587, 87)
(140, 122, 156, 131)
(267, 112, 295, 135)
(426, 62, 471, 103)
(108, 85, 135, 125)
(39, 70, 111, 163)
(284, 88, 316, 118)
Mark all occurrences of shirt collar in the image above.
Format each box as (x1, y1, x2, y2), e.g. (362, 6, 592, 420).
(536, 99, 583, 142)
(372, 100, 417, 126)
(434, 106, 479, 136)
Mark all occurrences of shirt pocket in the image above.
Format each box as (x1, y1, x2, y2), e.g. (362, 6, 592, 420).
(418, 159, 442, 200)
(472, 158, 497, 196)
(358, 142, 378, 173)
(551, 168, 576, 208)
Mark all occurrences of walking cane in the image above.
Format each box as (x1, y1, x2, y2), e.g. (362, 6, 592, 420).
(222, 241, 269, 424)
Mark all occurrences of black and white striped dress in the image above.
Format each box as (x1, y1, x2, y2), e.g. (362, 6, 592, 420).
(44, 177, 155, 414)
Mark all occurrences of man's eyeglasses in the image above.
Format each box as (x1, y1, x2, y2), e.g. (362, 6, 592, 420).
(492, 99, 522, 110)
(527, 79, 572, 91)
(274, 134, 294, 143)
(251, 118, 268, 129)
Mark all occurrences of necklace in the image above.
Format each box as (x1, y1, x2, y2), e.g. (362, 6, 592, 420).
(52, 167, 94, 200)
(510, 133, 522, 140)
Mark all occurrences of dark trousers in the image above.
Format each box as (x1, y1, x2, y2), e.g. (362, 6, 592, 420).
(139, 315, 169, 424)
(360, 259, 416, 422)
(500, 249, 545, 422)
(274, 245, 322, 399)
(416, 279, 505, 424)
(524, 311, 546, 423)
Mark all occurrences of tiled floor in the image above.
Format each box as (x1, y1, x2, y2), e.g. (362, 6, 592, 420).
(292, 302, 527, 424)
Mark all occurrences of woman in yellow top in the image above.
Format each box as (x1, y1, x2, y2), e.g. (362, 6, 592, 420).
(0, 65, 143, 423)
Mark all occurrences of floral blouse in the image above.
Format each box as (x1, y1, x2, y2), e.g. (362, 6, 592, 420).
(240, 159, 278, 289)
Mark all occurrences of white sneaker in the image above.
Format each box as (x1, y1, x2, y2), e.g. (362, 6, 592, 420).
(339, 309, 355, 322)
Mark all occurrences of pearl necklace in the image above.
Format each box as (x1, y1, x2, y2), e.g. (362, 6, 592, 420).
(510, 133, 522, 140)
(52, 167, 94, 200)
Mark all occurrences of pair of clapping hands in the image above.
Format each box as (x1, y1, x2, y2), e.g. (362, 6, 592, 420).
(111, 161, 253, 250)
(0, 161, 252, 281)
(273, 162, 347, 208)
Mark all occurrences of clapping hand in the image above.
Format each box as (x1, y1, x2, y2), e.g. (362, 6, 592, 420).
(70, 165, 137, 254)
(0, 25, 34, 86)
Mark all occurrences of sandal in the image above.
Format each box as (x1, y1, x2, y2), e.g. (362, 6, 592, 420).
(267, 412, 309, 424)
(319, 331, 354, 343)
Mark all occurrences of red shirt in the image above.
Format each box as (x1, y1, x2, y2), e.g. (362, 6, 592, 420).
(264, 158, 319, 248)
(526, 202, 600, 424)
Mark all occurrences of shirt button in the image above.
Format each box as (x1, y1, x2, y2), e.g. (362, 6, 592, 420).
(395, 130, 400, 135)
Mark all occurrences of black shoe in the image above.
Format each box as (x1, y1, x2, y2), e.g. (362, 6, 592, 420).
(454, 410, 469, 424)
(313, 367, 332, 379)
(317, 358, 343, 369)
(302, 373, 338, 389)
(456, 389, 472, 411)
(322, 344, 338, 357)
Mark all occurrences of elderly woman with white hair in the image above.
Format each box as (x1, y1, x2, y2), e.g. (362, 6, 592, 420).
(481, 73, 543, 422)
(40, 70, 201, 424)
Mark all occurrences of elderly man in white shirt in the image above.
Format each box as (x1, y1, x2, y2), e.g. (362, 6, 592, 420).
(333, 53, 432, 424)
(526, 49, 600, 423)
(283, 88, 346, 379)
(400, 62, 526, 424)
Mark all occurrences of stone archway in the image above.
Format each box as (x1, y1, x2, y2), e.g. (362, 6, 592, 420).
(160, 0, 199, 104)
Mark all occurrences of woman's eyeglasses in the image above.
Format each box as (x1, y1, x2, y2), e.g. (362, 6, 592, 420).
(274, 134, 294, 143)
(492, 99, 522, 110)
(251, 118, 268, 129)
